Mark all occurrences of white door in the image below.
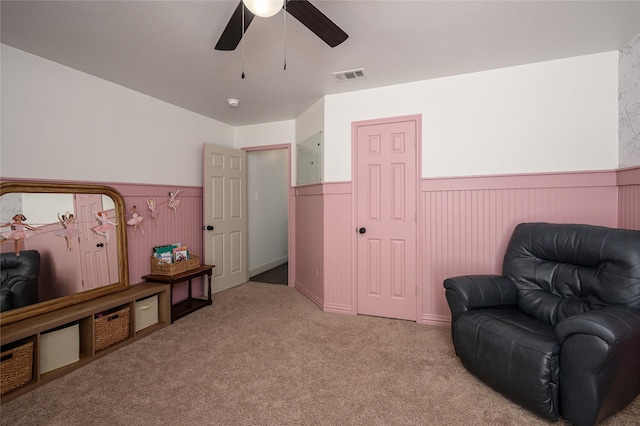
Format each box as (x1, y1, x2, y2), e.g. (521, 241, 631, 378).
(203, 144, 247, 293)
(355, 117, 418, 321)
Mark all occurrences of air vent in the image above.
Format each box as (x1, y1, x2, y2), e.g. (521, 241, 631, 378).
(332, 68, 367, 82)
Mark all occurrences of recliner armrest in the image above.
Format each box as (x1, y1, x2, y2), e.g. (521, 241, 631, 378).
(444, 275, 518, 323)
(556, 305, 640, 346)
(555, 305, 640, 425)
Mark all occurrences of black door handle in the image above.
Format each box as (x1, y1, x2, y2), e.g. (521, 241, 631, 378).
(202, 225, 214, 231)
(358, 227, 366, 234)
(96, 243, 104, 248)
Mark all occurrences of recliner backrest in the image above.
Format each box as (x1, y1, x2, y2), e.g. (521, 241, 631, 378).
(502, 223, 640, 325)
(0, 250, 41, 283)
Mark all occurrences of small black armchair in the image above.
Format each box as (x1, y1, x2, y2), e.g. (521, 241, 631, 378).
(444, 222, 640, 426)
(1, 250, 40, 311)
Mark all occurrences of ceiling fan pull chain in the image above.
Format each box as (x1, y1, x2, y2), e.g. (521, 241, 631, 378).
(283, 0, 287, 71)
(241, 2, 246, 79)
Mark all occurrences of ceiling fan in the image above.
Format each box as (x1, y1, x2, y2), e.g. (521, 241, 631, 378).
(215, 0, 348, 51)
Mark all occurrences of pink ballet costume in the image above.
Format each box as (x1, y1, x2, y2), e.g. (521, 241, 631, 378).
(56, 216, 80, 251)
(147, 198, 158, 221)
(1, 223, 34, 241)
(127, 212, 144, 237)
(127, 213, 143, 226)
(55, 223, 80, 239)
(1, 220, 36, 255)
(92, 212, 117, 242)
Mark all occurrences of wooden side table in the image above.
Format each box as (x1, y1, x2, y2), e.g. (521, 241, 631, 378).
(142, 264, 214, 323)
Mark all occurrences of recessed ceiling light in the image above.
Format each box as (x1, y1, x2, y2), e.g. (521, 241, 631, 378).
(227, 98, 240, 107)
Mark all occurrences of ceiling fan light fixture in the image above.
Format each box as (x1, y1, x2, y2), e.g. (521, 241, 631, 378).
(242, 0, 283, 18)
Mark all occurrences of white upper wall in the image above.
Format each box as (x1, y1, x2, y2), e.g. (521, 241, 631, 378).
(295, 98, 324, 144)
(234, 119, 296, 184)
(1, 45, 620, 187)
(1, 44, 233, 186)
(324, 51, 619, 181)
(234, 120, 295, 149)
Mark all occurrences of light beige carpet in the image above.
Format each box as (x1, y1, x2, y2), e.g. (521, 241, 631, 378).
(1, 282, 638, 425)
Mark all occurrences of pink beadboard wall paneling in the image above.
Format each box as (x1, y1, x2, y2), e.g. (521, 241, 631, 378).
(293, 184, 324, 308)
(106, 183, 204, 304)
(420, 171, 619, 325)
(322, 182, 354, 315)
(617, 166, 640, 230)
(288, 187, 296, 287)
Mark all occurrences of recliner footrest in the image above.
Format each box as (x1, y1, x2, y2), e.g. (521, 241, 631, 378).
(454, 307, 560, 421)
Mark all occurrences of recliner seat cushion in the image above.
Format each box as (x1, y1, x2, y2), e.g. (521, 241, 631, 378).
(453, 307, 560, 420)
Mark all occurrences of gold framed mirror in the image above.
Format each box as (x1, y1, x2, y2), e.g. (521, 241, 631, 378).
(1, 181, 129, 326)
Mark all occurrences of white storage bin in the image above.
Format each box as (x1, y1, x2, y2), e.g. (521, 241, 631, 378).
(135, 294, 159, 332)
(40, 323, 80, 374)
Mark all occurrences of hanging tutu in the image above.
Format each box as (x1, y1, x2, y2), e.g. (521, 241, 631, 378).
(1, 225, 34, 240)
(127, 214, 144, 226)
(56, 227, 81, 238)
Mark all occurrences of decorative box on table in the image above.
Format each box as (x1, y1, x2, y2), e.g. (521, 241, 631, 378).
(150, 254, 200, 276)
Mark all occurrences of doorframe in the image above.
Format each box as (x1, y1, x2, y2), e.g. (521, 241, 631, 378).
(242, 144, 294, 286)
(351, 114, 422, 319)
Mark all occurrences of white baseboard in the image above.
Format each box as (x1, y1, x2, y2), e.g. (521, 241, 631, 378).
(248, 256, 288, 278)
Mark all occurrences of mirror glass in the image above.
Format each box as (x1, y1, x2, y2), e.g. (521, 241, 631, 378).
(0, 182, 128, 325)
(296, 131, 323, 185)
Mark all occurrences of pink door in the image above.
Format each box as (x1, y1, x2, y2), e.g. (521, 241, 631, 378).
(76, 194, 119, 290)
(356, 118, 418, 321)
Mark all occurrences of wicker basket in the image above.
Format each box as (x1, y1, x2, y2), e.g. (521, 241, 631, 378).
(94, 306, 130, 351)
(0, 340, 34, 395)
(150, 254, 200, 276)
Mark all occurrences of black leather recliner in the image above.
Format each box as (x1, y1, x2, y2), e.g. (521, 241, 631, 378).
(0, 250, 40, 311)
(444, 223, 640, 426)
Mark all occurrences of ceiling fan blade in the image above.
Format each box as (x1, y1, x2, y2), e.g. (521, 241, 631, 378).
(215, 2, 256, 51)
(286, 0, 348, 48)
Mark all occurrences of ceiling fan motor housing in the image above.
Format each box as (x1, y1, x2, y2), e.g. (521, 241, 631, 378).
(215, 0, 348, 51)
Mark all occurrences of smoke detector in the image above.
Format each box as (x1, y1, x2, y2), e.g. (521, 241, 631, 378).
(332, 68, 367, 82)
(227, 98, 240, 107)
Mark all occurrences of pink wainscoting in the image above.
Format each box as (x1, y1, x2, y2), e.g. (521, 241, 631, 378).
(110, 183, 203, 303)
(617, 166, 640, 231)
(293, 184, 325, 308)
(316, 170, 622, 325)
(322, 183, 354, 315)
(420, 170, 619, 325)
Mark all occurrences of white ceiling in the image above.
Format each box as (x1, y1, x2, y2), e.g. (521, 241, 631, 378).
(2, 1, 639, 127)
